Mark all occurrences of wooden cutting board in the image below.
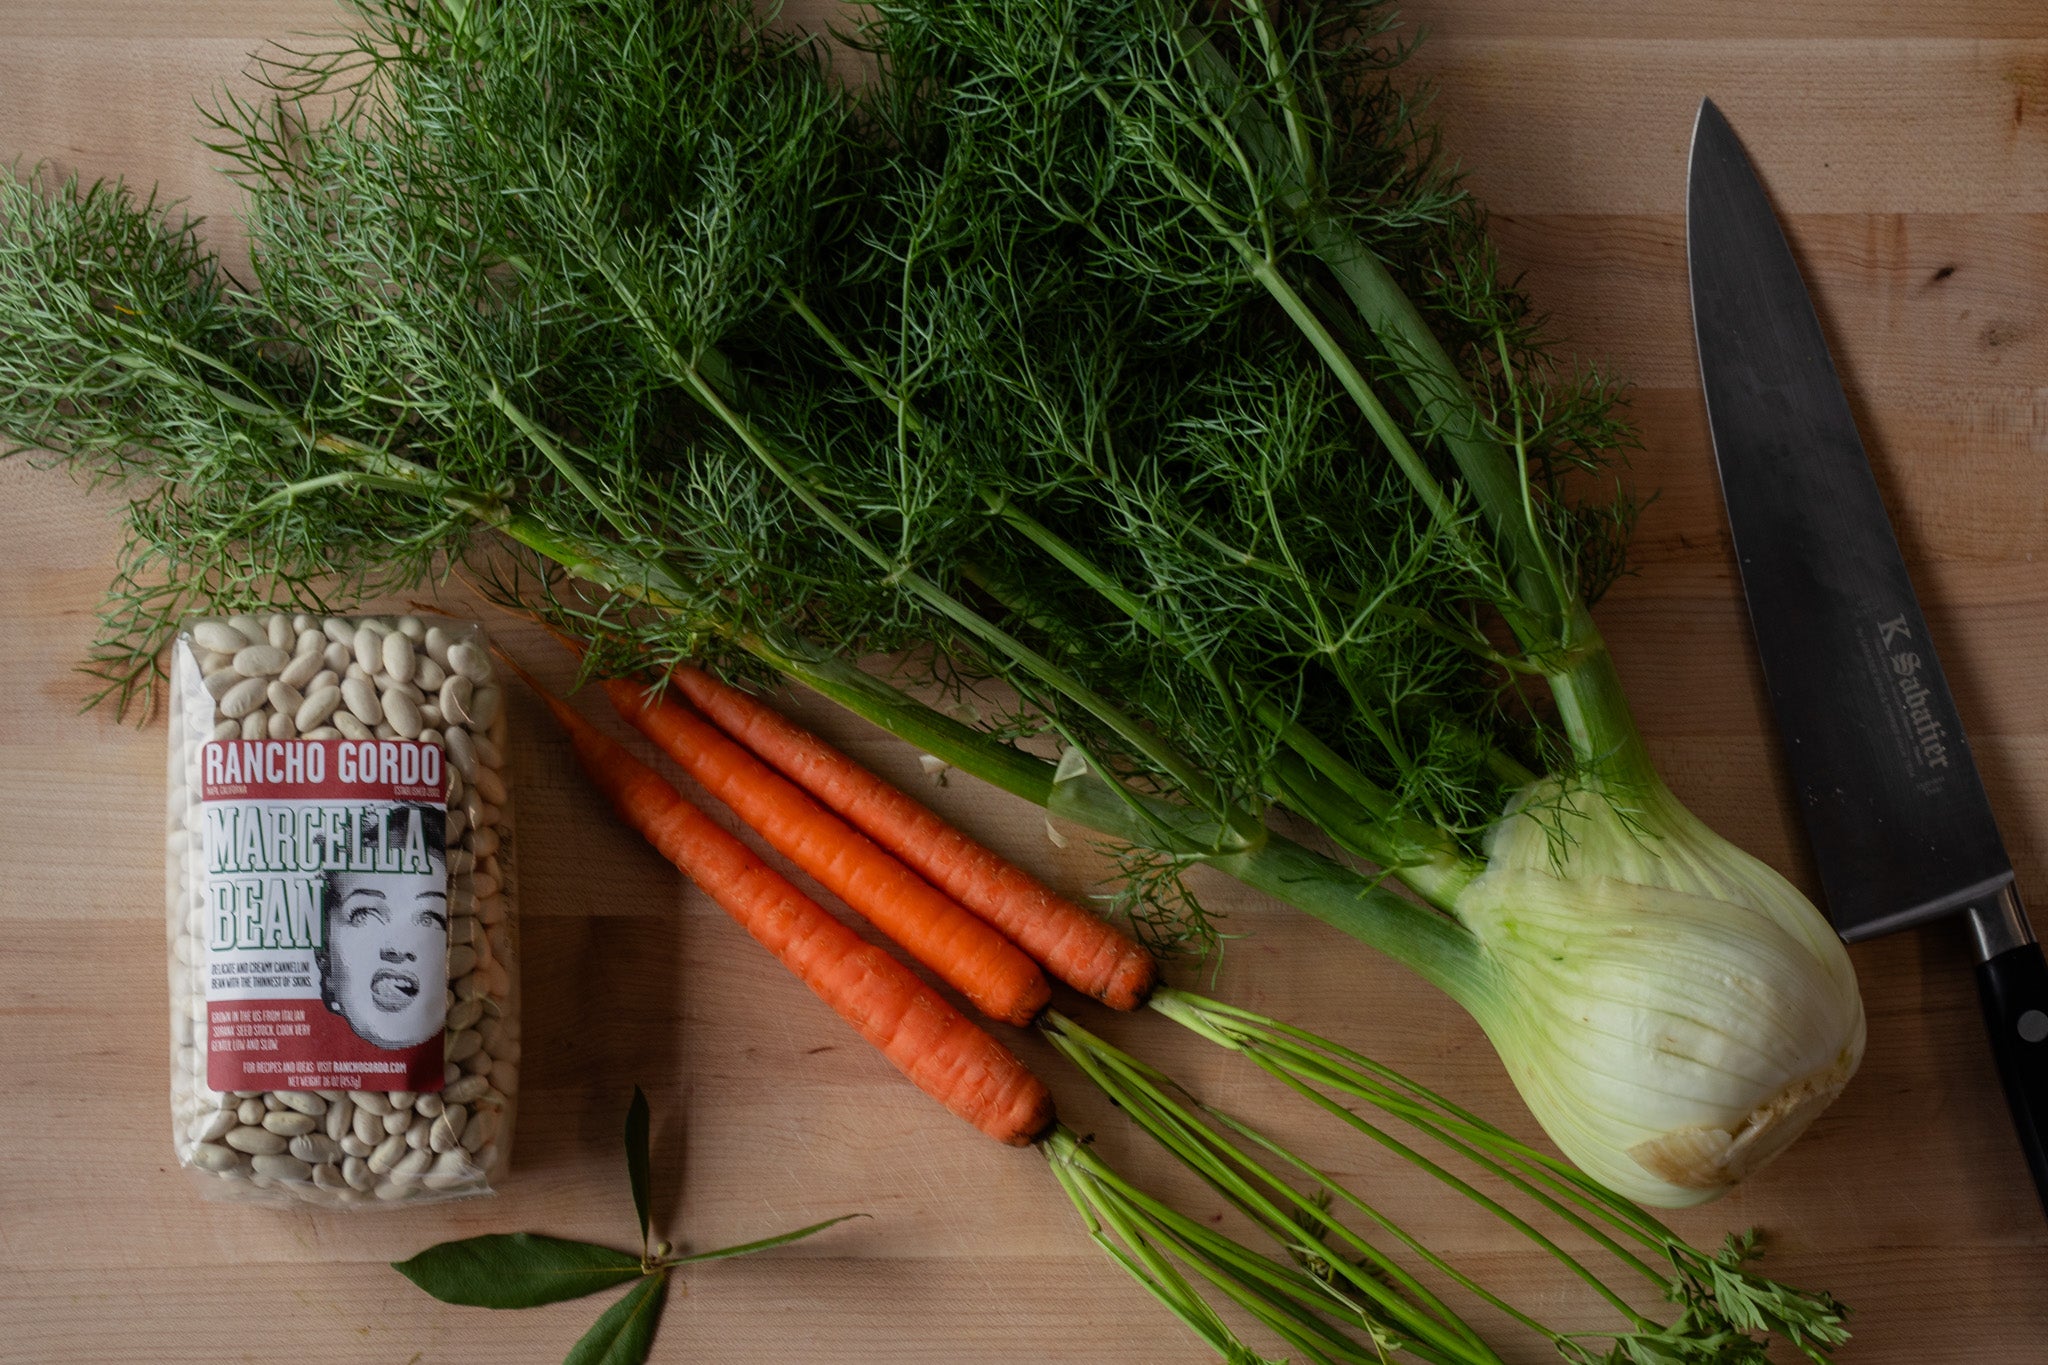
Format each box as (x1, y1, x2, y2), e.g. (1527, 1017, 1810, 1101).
(2, 2, 2044, 1360)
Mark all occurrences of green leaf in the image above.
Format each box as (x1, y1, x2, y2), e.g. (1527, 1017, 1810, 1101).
(564, 1271, 668, 1365)
(668, 1213, 866, 1264)
(625, 1085, 652, 1257)
(392, 1234, 645, 1308)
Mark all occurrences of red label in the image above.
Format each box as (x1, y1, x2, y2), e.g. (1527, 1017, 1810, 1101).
(200, 739, 449, 1091)
(199, 737, 445, 803)
(205, 1001, 445, 1091)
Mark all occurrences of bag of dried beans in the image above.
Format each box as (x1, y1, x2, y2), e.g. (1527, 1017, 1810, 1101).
(164, 612, 520, 1206)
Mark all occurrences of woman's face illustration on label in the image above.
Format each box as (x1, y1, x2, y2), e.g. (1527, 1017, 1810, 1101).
(325, 865, 447, 1050)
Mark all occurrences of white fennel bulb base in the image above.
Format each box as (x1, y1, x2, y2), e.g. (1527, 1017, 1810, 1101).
(1451, 776, 1867, 1208)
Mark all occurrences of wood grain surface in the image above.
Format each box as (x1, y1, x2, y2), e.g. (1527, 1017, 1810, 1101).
(2, 2, 2045, 1360)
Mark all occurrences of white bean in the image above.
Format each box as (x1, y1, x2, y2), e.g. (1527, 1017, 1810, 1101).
(233, 644, 290, 677)
(368, 1133, 408, 1175)
(440, 675, 475, 729)
(385, 691, 423, 738)
(376, 675, 422, 704)
(423, 1149, 478, 1189)
(460, 1108, 499, 1153)
(192, 622, 250, 654)
(392, 1146, 434, 1183)
(341, 676, 383, 726)
(353, 624, 383, 675)
(444, 1074, 490, 1105)
(279, 649, 322, 690)
(289, 1134, 342, 1164)
(225, 1127, 287, 1156)
(190, 1143, 242, 1173)
(444, 723, 477, 779)
(252, 1153, 313, 1182)
(383, 629, 417, 682)
(446, 996, 484, 1033)
(218, 676, 268, 718)
(296, 687, 342, 730)
(324, 1099, 351, 1142)
(446, 641, 492, 682)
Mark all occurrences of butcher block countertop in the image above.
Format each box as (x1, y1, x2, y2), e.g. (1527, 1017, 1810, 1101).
(3, 2, 2045, 1360)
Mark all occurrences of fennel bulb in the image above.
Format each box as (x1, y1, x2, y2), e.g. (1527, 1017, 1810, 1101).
(1453, 776, 1866, 1207)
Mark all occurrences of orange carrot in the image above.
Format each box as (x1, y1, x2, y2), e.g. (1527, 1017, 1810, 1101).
(508, 659, 1055, 1147)
(670, 665, 1159, 1011)
(597, 675, 1053, 1028)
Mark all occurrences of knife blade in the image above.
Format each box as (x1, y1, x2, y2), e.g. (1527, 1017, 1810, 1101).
(1686, 96, 2048, 1214)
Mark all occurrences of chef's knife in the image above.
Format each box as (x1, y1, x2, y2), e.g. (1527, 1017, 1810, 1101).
(1686, 97, 2048, 1215)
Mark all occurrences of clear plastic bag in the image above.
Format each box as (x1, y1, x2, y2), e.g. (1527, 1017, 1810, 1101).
(165, 612, 520, 1206)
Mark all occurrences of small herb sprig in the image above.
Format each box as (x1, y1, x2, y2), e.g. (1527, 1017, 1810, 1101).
(393, 1087, 860, 1365)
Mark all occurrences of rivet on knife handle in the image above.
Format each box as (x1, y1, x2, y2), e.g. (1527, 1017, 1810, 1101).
(1972, 890, 2048, 1219)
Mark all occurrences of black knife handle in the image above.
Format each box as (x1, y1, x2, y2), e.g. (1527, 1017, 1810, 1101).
(1976, 934, 2048, 1220)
